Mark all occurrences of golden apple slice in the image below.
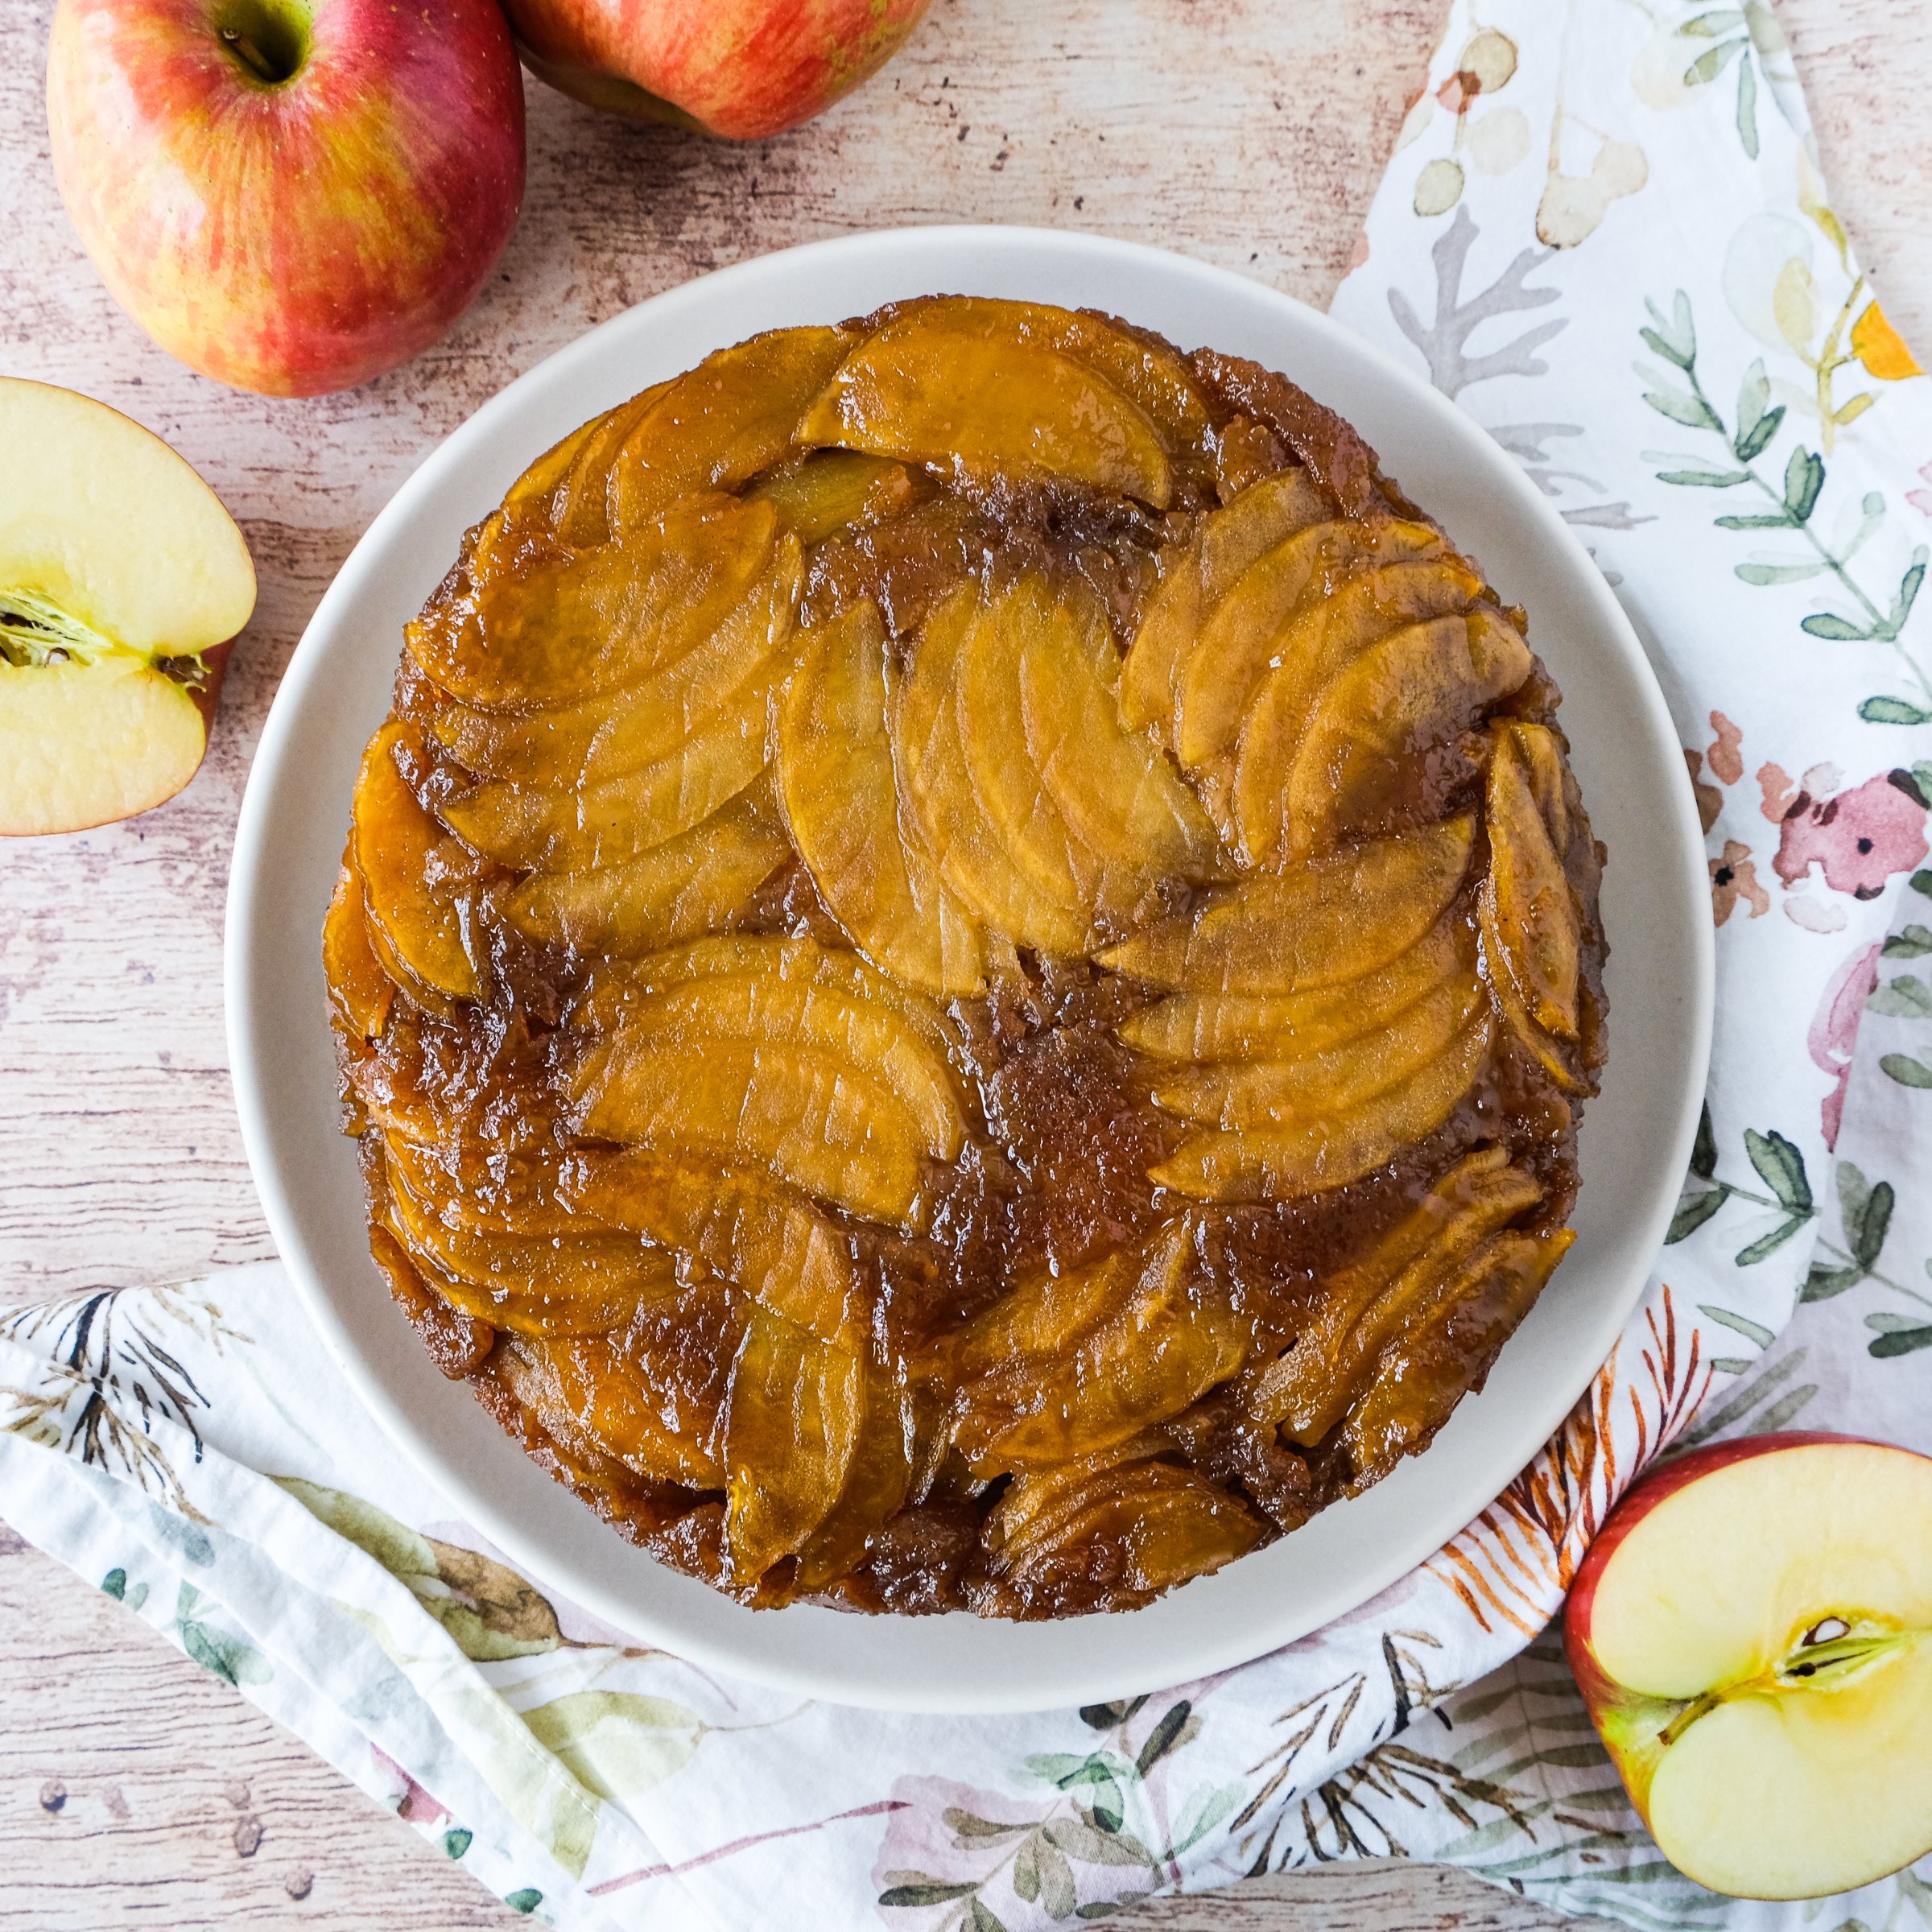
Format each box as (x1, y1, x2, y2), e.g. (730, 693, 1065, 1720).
(894, 588, 1091, 956)
(948, 1246, 1134, 1380)
(721, 1303, 863, 1583)
(440, 677, 771, 872)
(501, 1330, 724, 1490)
(799, 310, 1173, 507)
(505, 786, 790, 957)
(1483, 722, 1583, 1038)
(323, 854, 394, 1042)
(352, 720, 488, 1007)
(774, 600, 988, 994)
(500, 410, 606, 515)
(405, 494, 778, 710)
(981, 1455, 1263, 1615)
(955, 1220, 1245, 1471)
(1232, 553, 1487, 862)
(749, 450, 915, 544)
(609, 328, 857, 532)
(1150, 1007, 1492, 1200)
(575, 933, 961, 1062)
(1284, 608, 1534, 854)
(580, 969, 965, 1159)
(793, 1364, 914, 1592)
(1101, 815, 1474, 994)
(1174, 517, 1444, 771)
(560, 1149, 860, 1344)
(1, 378, 255, 836)
(546, 383, 672, 546)
(1342, 1227, 1573, 1481)
(1120, 465, 1331, 739)
(1013, 573, 1217, 900)
(433, 534, 802, 788)
(1121, 914, 1472, 1061)
(1150, 968, 1486, 1129)
(1249, 1148, 1543, 1439)
(567, 1027, 936, 1227)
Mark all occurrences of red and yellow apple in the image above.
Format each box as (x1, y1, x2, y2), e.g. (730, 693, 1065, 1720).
(0, 378, 256, 836)
(503, 0, 933, 137)
(46, 0, 526, 397)
(1567, 1431, 1932, 1899)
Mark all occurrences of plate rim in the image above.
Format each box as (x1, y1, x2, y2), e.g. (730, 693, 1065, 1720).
(226, 221, 1714, 1712)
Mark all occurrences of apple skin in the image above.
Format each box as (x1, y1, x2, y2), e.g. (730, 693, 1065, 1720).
(46, 0, 526, 397)
(504, 0, 933, 138)
(1564, 1431, 1901, 1844)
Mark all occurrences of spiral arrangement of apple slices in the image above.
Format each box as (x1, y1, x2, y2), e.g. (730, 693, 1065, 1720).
(324, 295, 1605, 1616)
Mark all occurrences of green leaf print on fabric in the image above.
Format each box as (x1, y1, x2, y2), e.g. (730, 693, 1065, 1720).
(1790, 1160, 1932, 1360)
(1638, 292, 1930, 711)
(518, 1691, 705, 1805)
(171, 1583, 270, 1687)
(275, 1479, 563, 1661)
(1666, 1110, 1818, 1263)
(504, 1887, 542, 1913)
(100, 1566, 149, 1612)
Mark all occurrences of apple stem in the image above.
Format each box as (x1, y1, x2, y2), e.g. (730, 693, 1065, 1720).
(221, 26, 282, 83)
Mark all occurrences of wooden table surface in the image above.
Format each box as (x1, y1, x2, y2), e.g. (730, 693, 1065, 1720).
(2, 0, 1926, 1924)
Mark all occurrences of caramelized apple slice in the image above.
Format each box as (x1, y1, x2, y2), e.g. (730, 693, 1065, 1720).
(575, 933, 961, 1061)
(1014, 574, 1217, 900)
(895, 588, 1092, 956)
(505, 787, 790, 957)
(721, 1304, 863, 1583)
(1342, 1228, 1574, 1484)
(500, 409, 606, 515)
(1249, 1148, 1543, 1440)
(1101, 815, 1474, 994)
(1232, 554, 1486, 861)
(323, 852, 394, 1042)
(1120, 466, 1331, 738)
(608, 328, 857, 533)
(440, 678, 771, 872)
(1286, 609, 1533, 854)
(1121, 914, 1472, 1061)
(799, 312, 1174, 507)
(1484, 910, 1592, 1093)
(1151, 1007, 1492, 1200)
(955, 1220, 1246, 1471)
(948, 1245, 1134, 1379)
(567, 1029, 935, 1227)
(792, 1363, 914, 1591)
(580, 970, 964, 1159)
(1484, 722, 1582, 1037)
(352, 720, 487, 1007)
(560, 1148, 860, 1344)
(501, 1329, 724, 1489)
(749, 450, 914, 544)
(406, 496, 778, 711)
(1151, 969, 1486, 1129)
(775, 600, 987, 994)
(980, 1455, 1263, 1616)
(540, 383, 674, 544)
(433, 535, 802, 789)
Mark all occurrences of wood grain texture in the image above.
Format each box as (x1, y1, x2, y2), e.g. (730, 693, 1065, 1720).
(0, 0, 1926, 1924)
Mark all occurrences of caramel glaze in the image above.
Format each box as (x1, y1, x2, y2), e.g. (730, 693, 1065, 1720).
(332, 308, 1608, 1620)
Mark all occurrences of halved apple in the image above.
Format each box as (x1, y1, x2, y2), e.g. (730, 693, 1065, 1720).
(1, 378, 255, 836)
(798, 305, 1174, 507)
(774, 599, 988, 994)
(1101, 815, 1474, 994)
(1150, 1007, 1492, 1199)
(1567, 1434, 1932, 1900)
(608, 327, 857, 532)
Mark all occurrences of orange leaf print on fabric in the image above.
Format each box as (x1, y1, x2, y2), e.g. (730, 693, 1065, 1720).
(1711, 840, 1770, 924)
(1851, 302, 1924, 382)
(1705, 711, 1744, 786)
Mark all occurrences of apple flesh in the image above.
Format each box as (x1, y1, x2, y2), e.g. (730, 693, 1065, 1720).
(505, 0, 933, 138)
(0, 378, 256, 836)
(1567, 1432, 1932, 1899)
(47, 0, 526, 397)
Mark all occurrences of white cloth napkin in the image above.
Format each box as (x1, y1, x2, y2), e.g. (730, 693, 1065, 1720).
(6, 2, 1932, 1926)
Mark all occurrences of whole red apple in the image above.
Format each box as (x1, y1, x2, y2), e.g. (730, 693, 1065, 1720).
(504, 0, 933, 138)
(1566, 1431, 1932, 1899)
(46, 0, 526, 397)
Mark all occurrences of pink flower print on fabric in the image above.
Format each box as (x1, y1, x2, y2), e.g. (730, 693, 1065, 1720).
(1909, 459, 1932, 518)
(1809, 941, 1882, 1149)
(1773, 770, 1930, 901)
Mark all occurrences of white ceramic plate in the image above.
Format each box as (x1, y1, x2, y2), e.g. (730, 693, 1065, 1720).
(227, 225, 1711, 1714)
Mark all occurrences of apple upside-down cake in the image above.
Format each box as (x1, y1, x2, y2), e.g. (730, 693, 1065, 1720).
(323, 295, 1607, 1619)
